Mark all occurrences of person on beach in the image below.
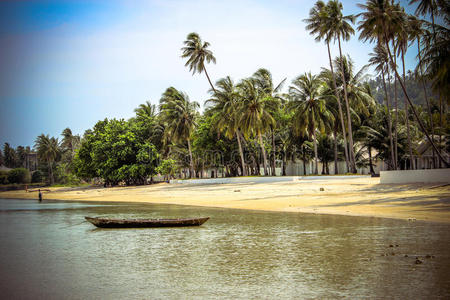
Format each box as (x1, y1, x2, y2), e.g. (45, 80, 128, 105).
(38, 189, 42, 202)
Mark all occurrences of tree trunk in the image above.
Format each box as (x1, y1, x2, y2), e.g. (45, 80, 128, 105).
(333, 127, 339, 174)
(258, 133, 269, 176)
(47, 158, 54, 185)
(402, 50, 414, 170)
(272, 128, 276, 176)
(393, 54, 399, 168)
(302, 147, 307, 175)
(235, 129, 247, 176)
(203, 67, 217, 94)
(382, 68, 396, 170)
(383, 29, 449, 167)
(327, 41, 350, 172)
(313, 130, 318, 175)
(187, 139, 194, 178)
(417, 38, 436, 168)
(337, 37, 357, 173)
(368, 145, 375, 175)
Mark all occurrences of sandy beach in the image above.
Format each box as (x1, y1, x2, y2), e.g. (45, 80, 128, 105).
(1, 176, 449, 223)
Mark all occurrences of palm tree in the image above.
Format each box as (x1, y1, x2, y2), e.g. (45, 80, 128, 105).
(304, 0, 351, 172)
(238, 78, 276, 176)
(325, 0, 357, 173)
(134, 100, 157, 120)
(206, 76, 247, 176)
(181, 32, 217, 93)
(358, 0, 449, 167)
(251, 68, 286, 175)
(288, 73, 333, 174)
(159, 87, 199, 178)
(408, 15, 436, 167)
(35, 134, 60, 184)
(368, 44, 396, 169)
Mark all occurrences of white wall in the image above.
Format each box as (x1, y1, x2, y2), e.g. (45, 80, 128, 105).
(380, 168, 450, 184)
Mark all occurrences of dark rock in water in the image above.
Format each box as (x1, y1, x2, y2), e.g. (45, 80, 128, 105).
(425, 254, 433, 259)
(391, 252, 396, 256)
(395, 244, 399, 247)
(415, 259, 423, 264)
(404, 254, 408, 257)
(389, 244, 394, 247)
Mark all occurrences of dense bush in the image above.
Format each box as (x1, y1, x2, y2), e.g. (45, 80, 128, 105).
(7, 168, 31, 184)
(0, 171, 8, 184)
(31, 170, 43, 183)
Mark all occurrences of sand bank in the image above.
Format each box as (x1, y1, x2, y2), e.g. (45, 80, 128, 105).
(1, 177, 449, 223)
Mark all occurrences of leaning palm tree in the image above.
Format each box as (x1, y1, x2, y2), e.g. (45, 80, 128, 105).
(288, 73, 333, 175)
(325, 0, 357, 173)
(368, 44, 396, 169)
(304, 0, 350, 173)
(35, 134, 60, 184)
(358, 0, 448, 167)
(408, 15, 436, 166)
(206, 76, 247, 176)
(181, 32, 217, 93)
(159, 87, 199, 178)
(237, 78, 276, 176)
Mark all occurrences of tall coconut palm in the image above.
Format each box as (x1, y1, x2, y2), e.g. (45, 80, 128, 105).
(181, 32, 217, 93)
(288, 73, 333, 175)
(134, 100, 157, 120)
(325, 0, 357, 173)
(159, 87, 199, 178)
(251, 68, 286, 175)
(304, 0, 351, 173)
(238, 78, 276, 176)
(35, 134, 60, 184)
(408, 15, 436, 167)
(358, 0, 449, 167)
(206, 76, 247, 176)
(368, 44, 396, 169)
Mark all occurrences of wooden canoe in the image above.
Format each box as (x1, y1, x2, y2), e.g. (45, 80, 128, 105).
(85, 216, 209, 228)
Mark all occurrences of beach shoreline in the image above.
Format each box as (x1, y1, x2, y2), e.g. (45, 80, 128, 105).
(1, 177, 449, 223)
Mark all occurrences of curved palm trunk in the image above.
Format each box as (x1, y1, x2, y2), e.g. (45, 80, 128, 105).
(327, 41, 349, 172)
(382, 30, 449, 168)
(258, 132, 269, 176)
(401, 50, 414, 170)
(313, 130, 319, 175)
(333, 128, 339, 174)
(337, 37, 357, 173)
(382, 68, 396, 170)
(203, 67, 217, 94)
(417, 38, 436, 168)
(368, 145, 375, 175)
(393, 55, 399, 168)
(187, 139, 194, 178)
(235, 129, 247, 176)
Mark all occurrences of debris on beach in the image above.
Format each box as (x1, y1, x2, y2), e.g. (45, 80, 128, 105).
(319, 187, 325, 191)
(234, 190, 241, 192)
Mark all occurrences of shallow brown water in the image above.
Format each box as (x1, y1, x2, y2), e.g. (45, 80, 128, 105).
(0, 198, 449, 299)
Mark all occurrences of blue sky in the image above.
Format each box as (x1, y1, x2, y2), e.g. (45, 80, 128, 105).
(0, 0, 420, 148)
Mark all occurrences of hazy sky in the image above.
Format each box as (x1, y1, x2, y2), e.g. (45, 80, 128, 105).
(0, 0, 419, 148)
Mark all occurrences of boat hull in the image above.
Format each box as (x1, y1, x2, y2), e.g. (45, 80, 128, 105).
(85, 216, 209, 228)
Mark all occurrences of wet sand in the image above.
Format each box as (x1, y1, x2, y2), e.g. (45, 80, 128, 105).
(1, 177, 449, 223)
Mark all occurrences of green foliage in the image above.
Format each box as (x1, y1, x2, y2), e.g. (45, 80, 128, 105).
(156, 159, 178, 179)
(7, 168, 31, 184)
(31, 170, 43, 183)
(73, 118, 159, 185)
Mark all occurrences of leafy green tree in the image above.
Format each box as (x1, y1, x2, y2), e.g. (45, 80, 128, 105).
(156, 159, 178, 180)
(73, 118, 159, 185)
(3, 143, 17, 168)
(7, 168, 31, 184)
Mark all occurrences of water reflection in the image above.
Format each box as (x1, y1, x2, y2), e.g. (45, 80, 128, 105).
(0, 198, 449, 299)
